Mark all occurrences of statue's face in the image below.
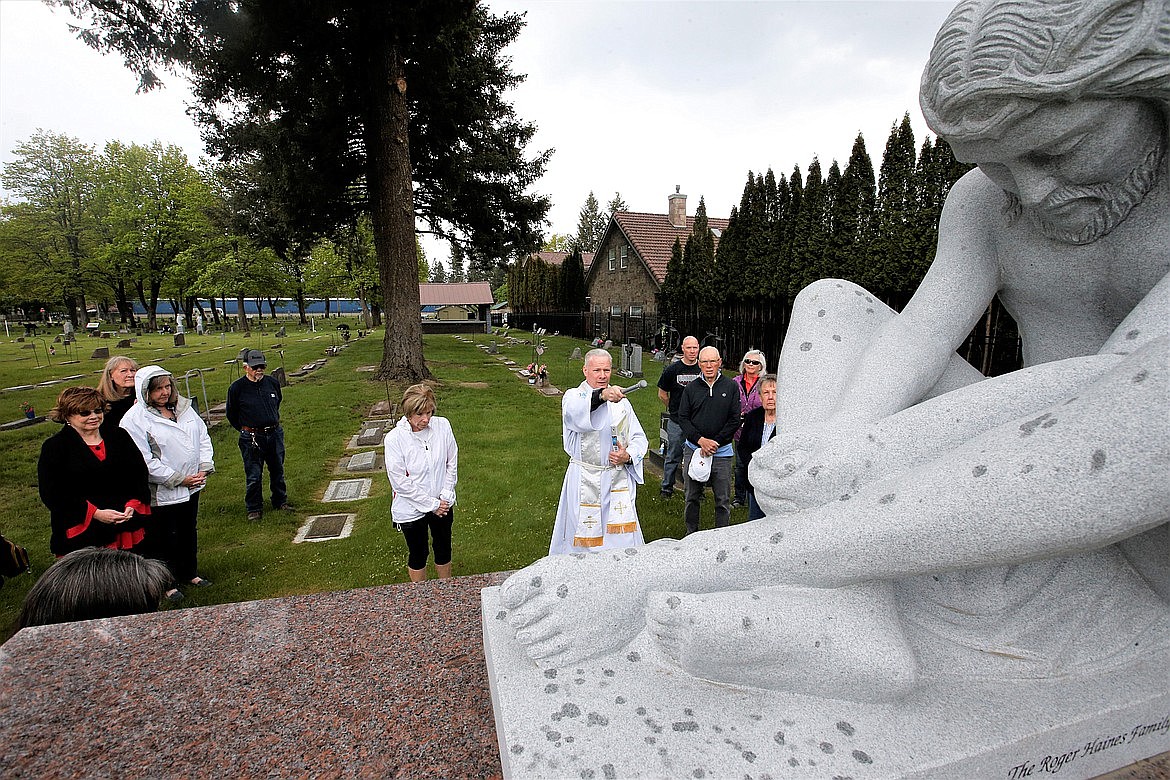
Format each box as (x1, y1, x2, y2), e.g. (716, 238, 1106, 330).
(948, 98, 1164, 244)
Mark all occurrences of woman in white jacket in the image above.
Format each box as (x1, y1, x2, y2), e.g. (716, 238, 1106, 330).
(121, 365, 214, 601)
(383, 383, 458, 582)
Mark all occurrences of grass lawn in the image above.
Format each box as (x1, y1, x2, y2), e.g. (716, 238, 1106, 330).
(0, 322, 749, 637)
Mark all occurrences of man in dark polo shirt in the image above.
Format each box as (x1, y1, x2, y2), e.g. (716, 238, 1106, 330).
(226, 349, 293, 521)
(655, 335, 701, 498)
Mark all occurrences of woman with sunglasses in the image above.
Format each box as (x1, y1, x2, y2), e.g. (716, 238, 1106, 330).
(732, 349, 768, 508)
(38, 386, 152, 557)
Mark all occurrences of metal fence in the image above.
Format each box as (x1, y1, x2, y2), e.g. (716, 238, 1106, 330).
(511, 299, 1022, 377)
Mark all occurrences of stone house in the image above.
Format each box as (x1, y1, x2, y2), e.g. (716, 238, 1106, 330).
(585, 188, 729, 329)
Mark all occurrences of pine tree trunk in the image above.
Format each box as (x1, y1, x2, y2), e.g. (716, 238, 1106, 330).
(366, 28, 430, 384)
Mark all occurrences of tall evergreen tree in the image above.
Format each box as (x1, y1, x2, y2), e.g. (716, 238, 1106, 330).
(659, 237, 686, 318)
(448, 241, 466, 283)
(558, 249, 587, 311)
(870, 113, 919, 301)
(790, 157, 827, 293)
(838, 133, 877, 286)
(429, 259, 447, 283)
(56, 0, 550, 382)
(681, 198, 716, 320)
(606, 192, 628, 214)
(572, 192, 607, 253)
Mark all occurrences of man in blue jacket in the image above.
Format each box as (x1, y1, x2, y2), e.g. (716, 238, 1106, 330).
(226, 350, 293, 521)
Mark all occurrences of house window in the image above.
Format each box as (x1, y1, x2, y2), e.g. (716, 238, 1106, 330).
(620, 245, 628, 269)
(608, 249, 616, 271)
(629, 305, 643, 317)
(610, 304, 623, 316)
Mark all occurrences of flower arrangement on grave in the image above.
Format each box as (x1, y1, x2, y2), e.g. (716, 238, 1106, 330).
(19, 401, 35, 418)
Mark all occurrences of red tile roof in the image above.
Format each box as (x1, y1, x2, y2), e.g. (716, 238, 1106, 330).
(612, 211, 730, 285)
(418, 283, 494, 306)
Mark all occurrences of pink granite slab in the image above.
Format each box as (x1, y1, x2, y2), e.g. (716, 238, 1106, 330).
(1, 573, 508, 779)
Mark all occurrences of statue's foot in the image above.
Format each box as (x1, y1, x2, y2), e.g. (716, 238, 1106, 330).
(647, 583, 918, 702)
(501, 550, 651, 668)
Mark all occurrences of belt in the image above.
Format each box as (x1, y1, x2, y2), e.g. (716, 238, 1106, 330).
(241, 425, 278, 434)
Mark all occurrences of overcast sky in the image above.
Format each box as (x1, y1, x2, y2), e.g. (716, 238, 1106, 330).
(0, 0, 955, 265)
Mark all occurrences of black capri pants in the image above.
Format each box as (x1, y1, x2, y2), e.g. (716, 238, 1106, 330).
(398, 510, 453, 569)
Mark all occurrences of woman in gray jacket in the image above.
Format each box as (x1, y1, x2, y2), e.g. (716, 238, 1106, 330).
(121, 365, 214, 601)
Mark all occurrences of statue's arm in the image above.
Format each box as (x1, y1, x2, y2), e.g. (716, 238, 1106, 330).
(832, 171, 1002, 425)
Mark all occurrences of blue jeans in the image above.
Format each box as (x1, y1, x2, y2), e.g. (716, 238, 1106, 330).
(239, 427, 287, 512)
(733, 440, 750, 504)
(682, 449, 732, 534)
(748, 490, 765, 521)
(661, 419, 685, 494)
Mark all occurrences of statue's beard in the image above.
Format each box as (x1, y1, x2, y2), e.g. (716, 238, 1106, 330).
(1004, 139, 1164, 245)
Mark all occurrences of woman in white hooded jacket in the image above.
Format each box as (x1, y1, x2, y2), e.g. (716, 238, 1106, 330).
(383, 383, 458, 582)
(121, 365, 214, 601)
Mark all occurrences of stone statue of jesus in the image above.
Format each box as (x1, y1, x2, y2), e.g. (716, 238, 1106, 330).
(502, 0, 1170, 702)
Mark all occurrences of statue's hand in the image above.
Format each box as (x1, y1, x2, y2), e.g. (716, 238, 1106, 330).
(501, 552, 647, 668)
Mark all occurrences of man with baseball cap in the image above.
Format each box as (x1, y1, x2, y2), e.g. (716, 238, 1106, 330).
(226, 349, 293, 521)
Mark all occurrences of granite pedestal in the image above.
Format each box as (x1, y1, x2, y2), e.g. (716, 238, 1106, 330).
(483, 587, 1170, 779)
(1, 574, 506, 778)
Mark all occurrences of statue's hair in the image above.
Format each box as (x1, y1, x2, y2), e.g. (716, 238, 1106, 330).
(18, 548, 171, 628)
(921, 0, 1170, 139)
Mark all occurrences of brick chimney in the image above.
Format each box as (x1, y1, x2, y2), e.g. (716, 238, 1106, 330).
(668, 186, 687, 228)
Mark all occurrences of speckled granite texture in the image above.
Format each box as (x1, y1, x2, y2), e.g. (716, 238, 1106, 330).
(484, 586, 1170, 779)
(1, 573, 507, 779)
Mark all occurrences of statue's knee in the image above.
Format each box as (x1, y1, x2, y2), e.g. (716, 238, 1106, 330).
(789, 278, 891, 334)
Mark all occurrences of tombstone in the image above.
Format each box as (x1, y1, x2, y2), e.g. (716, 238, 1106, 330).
(488, 341, 499, 354)
(173, 334, 185, 347)
(53, 335, 61, 343)
(271, 366, 288, 387)
(569, 347, 583, 361)
(346, 450, 378, 473)
(322, 478, 371, 503)
(629, 344, 643, 378)
(602, 339, 612, 349)
(275, 326, 286, 338)
(356, 425, 384, 447)
(90, 347, 109, 360)
(100, 332, 111, 339)
(117, 339, 132, 348)
(369, 400, 393, 418)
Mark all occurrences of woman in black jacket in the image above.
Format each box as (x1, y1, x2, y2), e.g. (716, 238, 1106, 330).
(737, 375, 778, 521)
(97, 355, 138, 435)
(38, 386, 152, 557)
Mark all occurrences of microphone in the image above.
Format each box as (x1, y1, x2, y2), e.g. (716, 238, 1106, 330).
(619, 379, 648, 394)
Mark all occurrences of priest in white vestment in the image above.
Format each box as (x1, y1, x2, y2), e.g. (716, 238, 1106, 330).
(550, 349, 648, 555)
